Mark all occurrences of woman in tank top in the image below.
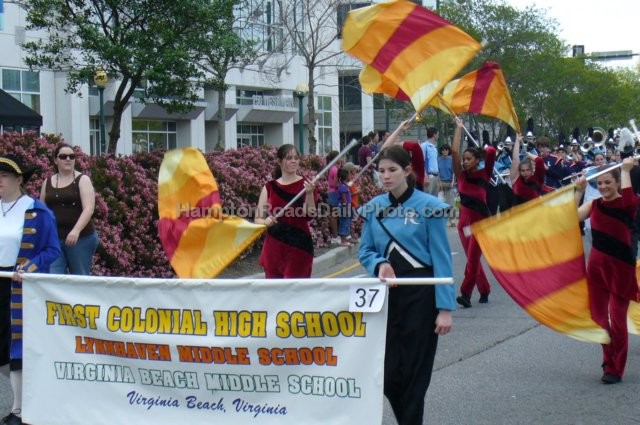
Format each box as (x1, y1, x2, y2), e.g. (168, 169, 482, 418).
(40, 143, 99, 275)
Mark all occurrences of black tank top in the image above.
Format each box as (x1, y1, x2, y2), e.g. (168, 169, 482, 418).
(45, 174, 95, 239)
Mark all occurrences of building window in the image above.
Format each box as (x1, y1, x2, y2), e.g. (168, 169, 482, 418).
(237, 0, 285, 53)
(131, 120, 177, 153)
(1, 68, 40, 113)
(336, 3, 370, 38)
(89, 119, 106, 156)
(339, 75, 362, 111)
(237, 88, 265, 105)
(317, 96, 333, 155)
(237, 124, 264, 148)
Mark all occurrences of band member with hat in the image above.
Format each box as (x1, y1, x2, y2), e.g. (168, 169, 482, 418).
(0, 154, 60, 425)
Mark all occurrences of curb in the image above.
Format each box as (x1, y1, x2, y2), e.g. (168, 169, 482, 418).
(244, 244, 359, 279)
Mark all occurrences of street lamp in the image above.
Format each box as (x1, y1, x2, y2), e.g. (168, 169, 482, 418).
(94, 67, 108, 153)
(295, 82, 309, 154)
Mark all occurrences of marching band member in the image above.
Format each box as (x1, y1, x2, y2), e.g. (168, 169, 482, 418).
(536, 136, 567, 188)
(451, 117, 495, 307)
(509, 134, 547, 204)
(575, 158, 639, 384)
(358, 146, 454, 425)
(488, 135, 515, 214)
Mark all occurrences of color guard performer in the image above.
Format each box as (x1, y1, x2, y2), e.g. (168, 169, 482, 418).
(451, 117, 495, 307)
(575, 158, 639, 384)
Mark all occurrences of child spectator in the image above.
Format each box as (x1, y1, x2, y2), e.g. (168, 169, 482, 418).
(337, 168, 353, 247)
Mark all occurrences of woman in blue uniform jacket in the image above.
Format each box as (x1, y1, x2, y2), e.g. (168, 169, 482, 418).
(358, 146, 455, 425)
(0, 155, 60, 425)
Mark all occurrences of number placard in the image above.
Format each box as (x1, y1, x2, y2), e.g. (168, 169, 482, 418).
(349, 284, 387, 313)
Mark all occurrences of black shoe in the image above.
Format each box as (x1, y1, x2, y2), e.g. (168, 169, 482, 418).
(0, 413, 23, 425)
(601, 373, 621, 384)
(456, 295, 472, 308)
(479, 293, 489, 303)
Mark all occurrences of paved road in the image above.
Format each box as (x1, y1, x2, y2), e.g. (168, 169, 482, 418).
(328, 227, 640, 425)
(3, 226, 639, 424)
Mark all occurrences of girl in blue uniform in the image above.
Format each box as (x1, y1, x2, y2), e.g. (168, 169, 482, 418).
(359, 146, 455, 425)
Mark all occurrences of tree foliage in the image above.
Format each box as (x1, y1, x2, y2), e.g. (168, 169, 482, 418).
(21, 0, 237, 153)
(435, 0, 640, 143)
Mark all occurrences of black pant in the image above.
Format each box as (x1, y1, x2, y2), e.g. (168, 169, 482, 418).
(0, 270, 12, 367)
(384, 276, 439, 425)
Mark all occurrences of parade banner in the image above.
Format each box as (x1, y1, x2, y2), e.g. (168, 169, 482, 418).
(22, 274, 388, 425)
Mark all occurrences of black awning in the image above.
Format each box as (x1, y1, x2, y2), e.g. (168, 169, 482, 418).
(0, 88, 43, 127)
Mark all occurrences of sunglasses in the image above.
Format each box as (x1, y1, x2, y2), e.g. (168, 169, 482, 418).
(57, 154, 76, 160)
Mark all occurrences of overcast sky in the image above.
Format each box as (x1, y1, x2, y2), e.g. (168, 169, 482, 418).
(425, 0, 640, 69)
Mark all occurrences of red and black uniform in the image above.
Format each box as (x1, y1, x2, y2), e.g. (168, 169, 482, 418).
(587, 187, 640, 379)
(259, 179, 314, 278)
(457, 147, 496, 298)
(512, 157, 546, 205)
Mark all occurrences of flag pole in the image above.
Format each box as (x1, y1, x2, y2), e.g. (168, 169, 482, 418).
(436, 95, 506, 184)
(273, 138, 360, 220)
(347, 112, 419, 187)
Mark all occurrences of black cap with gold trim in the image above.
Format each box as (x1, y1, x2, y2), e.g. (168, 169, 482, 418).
(0, 154, 35, 183)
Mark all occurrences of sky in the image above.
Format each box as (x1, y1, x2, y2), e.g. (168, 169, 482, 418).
(426, 0, 640, 69)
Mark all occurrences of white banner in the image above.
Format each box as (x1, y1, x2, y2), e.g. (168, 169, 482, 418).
(21, 275, 388, 425)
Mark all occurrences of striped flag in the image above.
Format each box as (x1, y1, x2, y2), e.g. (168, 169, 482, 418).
(431, 61, 521, 132)
(629, 262, 640, 334)
(471, 186, 609, 343)
(157, 148, 265, 278)
(342, 0, 481, 114)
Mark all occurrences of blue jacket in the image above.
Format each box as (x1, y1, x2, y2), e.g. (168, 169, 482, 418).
(11, 197, 60, 360)
(358, 188, 456, 310)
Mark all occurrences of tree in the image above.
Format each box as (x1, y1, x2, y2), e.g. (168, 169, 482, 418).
(22, 0, 232, 153)
(278, 0, 343, 154)
(195, 0, 257, 150)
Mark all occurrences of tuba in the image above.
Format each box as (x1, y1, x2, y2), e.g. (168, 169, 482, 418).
(592, 127, 606, 147)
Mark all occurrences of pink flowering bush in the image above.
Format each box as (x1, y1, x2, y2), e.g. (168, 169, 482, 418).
(0, 132, 381, 277)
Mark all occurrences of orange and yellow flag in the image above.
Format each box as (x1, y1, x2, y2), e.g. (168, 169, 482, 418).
(342, 0, 481, 113)
(471, 186, 609, 343)
(430, 61, 521, 132)
(157, 148, 265, 278)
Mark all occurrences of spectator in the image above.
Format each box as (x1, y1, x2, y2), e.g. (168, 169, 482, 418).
(337, 168, 353, 247)
(40, 143, 99, 275)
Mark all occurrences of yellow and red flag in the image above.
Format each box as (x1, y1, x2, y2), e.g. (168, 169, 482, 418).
(157, 148, 265, 278)
(430, 61, 521, 132)
(629, 262, 640, 334)
(342, 0, 481, 113)
(471, 186, 609, 343)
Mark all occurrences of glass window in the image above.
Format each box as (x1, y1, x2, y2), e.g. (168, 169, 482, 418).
(131, 120, 178, 152)
(339, 75, 362, 111)
(237, 123, 264, 148)
(317, 96, 333, 154)
(1, 68, 41, 113)
(2, 69, 20, 91)
(22, 71, 40, 92)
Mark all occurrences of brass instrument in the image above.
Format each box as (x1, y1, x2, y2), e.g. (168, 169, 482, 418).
(592, 127, 606, 147)
(580, 138, 593, 153)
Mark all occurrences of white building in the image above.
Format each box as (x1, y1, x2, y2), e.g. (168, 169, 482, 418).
(0, 1, 409, 156)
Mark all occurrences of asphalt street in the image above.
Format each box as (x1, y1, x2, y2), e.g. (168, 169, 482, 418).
(2, 226, 639, 424)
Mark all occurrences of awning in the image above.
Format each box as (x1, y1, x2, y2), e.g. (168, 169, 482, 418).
(0, 88, 43, 128)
